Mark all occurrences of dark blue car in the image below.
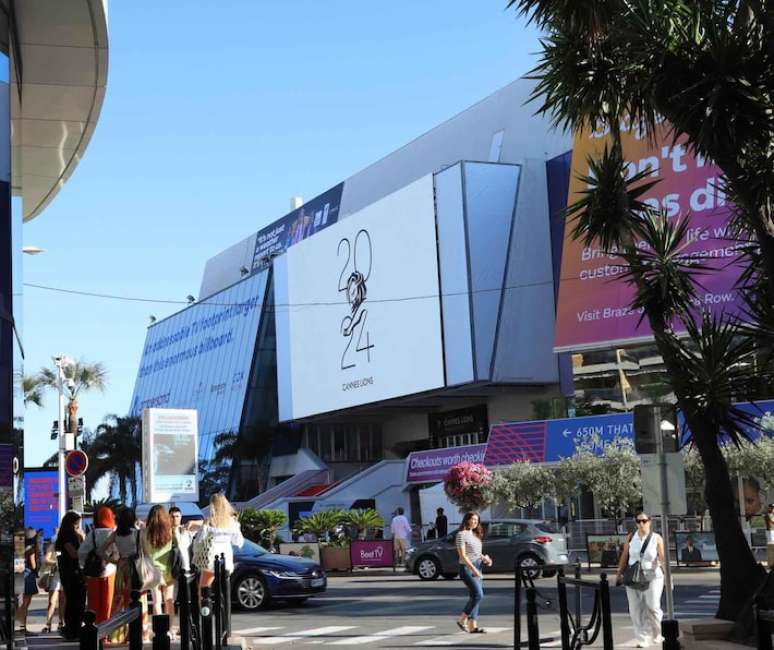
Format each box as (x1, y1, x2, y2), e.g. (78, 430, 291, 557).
(231, 540, 327, 611)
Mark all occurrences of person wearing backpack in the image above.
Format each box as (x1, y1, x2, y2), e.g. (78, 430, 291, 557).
(99, 508, 150, 643)
(78, 506, 117, 624)
(615, 512, 666, 648)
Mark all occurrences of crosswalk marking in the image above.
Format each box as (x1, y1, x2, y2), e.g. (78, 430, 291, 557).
(249, 626, 357, 645)
(414, 626, 510, 646)
(328, 625, 434, 645)
(232, 626, 284, 636)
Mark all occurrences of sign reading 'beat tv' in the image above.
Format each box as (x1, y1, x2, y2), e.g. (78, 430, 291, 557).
(275, 175, 445, 421)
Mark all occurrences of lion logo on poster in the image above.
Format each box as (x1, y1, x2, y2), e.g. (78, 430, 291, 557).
(338, 229, 374, 370)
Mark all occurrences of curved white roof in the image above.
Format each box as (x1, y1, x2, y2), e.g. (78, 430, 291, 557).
(11, 0, 109, 221)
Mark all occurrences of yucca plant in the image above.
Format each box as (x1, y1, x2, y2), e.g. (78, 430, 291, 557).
(240, 508, 287, 551)
(344, 509, 384, 540)
(293, 509, 346, 543)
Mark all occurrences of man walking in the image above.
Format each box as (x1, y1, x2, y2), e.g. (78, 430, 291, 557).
(390, 507, 412, 565)
(435, 507, 448, 538)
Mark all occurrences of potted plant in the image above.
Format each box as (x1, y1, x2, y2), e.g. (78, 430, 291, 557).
(443, 462, 494, 512)
(239, 508, 287, 552)
(294, 510, 350, 571)
(344, 508, 384, 540)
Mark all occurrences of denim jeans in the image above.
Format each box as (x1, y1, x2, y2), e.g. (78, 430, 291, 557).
(459, 561, 484, 621)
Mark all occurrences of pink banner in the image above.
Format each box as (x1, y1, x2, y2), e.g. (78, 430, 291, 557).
(554, 124, 743, 351)
(350, 540, 394, 568)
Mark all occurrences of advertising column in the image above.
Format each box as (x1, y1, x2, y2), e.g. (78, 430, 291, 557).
(142, 409, 199, 503)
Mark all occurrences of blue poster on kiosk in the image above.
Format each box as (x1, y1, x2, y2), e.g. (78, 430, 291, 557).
(23, 469, 59, 540)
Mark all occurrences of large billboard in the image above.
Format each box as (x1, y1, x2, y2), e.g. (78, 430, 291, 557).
(252, 183, 344, 273)
(276, 175, 445, 420)
(142, 408, 198, 503)
(554, 123, 742, 351)
(129, 271, 269, 464)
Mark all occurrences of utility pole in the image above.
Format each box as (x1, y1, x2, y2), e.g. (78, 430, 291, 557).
(54, 356, 73, 520)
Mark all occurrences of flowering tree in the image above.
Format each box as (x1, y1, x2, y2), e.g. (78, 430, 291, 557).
(585, 436, 641, 529)
(492, 461, 553, 513)
(443, 462, 494, 512)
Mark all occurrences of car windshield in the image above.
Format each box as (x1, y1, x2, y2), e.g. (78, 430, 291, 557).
(535, 522, 559, 534)
(237, 539, 268, 556)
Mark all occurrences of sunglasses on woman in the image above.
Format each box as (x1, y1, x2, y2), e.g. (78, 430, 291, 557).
(636, 518, 650, 524)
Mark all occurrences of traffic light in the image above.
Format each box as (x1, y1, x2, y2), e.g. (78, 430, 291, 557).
(633, 404, 679, 454)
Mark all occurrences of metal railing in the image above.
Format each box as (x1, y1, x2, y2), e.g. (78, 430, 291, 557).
(79, 590, 143, 650)
(514, 561, 565, 648)
(555, 568, 613, 650)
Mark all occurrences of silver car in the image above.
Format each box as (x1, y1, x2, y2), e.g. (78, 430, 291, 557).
(405, 519, 569, 581)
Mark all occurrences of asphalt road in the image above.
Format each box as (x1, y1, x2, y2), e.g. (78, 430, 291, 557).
(226, 568, 722, 648)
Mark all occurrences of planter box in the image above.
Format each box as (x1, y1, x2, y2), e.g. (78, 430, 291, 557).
(321, 545, 351, 572)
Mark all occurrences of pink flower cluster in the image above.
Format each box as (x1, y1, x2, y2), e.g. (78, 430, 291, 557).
(443, 462, 493, 510)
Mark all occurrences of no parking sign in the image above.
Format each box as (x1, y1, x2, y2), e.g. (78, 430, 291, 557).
(64, 450, 88, 477)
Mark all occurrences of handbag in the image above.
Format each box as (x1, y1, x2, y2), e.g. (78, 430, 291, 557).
(623, 532, 653, 591)
(192, 525, 215, 571)
(37, 571, 50, 592)
(131, 530, 162, 591)
(83, 530, 106, 578)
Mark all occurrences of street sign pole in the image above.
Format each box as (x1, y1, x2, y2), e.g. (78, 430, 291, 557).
(657, 430, 675, 620)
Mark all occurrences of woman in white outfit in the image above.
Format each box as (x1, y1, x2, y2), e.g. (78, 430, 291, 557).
(615, 512, 665, 648)
(191, 493, 244, 591)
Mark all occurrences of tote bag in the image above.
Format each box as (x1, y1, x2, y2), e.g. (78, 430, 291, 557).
(131, 530, 162, 591)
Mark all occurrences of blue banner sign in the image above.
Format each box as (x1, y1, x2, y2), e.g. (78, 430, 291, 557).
(23, 469, 59, 539)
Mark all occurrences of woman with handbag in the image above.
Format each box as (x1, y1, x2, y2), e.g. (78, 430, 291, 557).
(143, 505, 176, 619)
(191, 493, 244, 591)
(78, 506, 118, 624)
(56, 512, 86, 640)
(615, 512, 666, 648)
(100, 508, 150, 643)
(40, 541, 63, 634)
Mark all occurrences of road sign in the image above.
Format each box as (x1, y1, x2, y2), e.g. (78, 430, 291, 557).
(67, 475, 85, 498)
(72, 496, 84, 514)
(64, 450, 88, 477)
(641, 452, 687, 516)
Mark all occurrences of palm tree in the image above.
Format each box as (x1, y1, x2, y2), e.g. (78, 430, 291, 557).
(509, 0, 774, 619)
(239, 508, 287, 550)
(293, 510, 346, 542)
(90, 415, 141, 506)
(38, 359, 107, 436)
(344, 509, 384, 540)
(22, 375, 45, 408)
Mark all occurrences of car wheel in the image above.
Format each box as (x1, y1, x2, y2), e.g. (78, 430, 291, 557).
(416, 556, 441, 581)
(441, 573, 457, 580)
(517, 553, 543, 580)
(234, 574, 271, 611)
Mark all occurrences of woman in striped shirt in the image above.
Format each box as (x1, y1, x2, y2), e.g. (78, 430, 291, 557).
(455, 512, 492, 633)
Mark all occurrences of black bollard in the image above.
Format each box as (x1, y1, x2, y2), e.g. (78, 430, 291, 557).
(79, 610, 98, 650)
(213, 558, 223, 650)
(178, 572, 191, 650)
(152, 614, 171, 650)
(662, 619, 680, 650)
(557, 568, 571, 649)
(526, 588, 540, 650)
(599, 574, 614, 650)
(201, 586, 213, 650)
(128, 590, 143, 650)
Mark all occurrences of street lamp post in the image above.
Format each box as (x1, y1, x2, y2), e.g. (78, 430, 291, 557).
(54, 356, 74, 520)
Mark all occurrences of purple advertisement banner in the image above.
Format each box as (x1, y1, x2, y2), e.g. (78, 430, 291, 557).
(405, 443, 488, 484)
(23, 469, 59, 540)
(350, 540, 394, 568)
(251, 183, 344, 272)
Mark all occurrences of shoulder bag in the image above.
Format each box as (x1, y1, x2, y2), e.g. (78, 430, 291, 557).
(83, 529, 106, 578)
(131, 529, 162, 591)
(622, 532, 654, 591)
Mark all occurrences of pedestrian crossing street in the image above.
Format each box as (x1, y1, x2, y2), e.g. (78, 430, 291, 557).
(230, 624, 513, 647)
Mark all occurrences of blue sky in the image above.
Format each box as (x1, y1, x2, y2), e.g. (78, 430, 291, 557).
(23, 1, 541, 466)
